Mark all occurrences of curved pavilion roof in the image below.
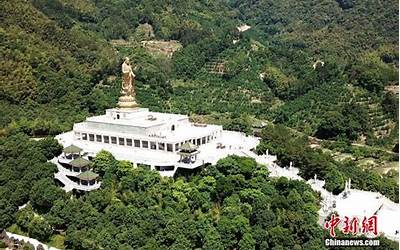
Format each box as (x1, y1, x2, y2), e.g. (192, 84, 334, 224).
(179, 142, 198, 152)
(77, 171, 99, 181)
(70, 157, 91, 168)
(63, 144, 82, 154)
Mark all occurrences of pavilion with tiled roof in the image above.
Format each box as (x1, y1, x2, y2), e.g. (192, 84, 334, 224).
(77, 171, 99, 186)
(69, 157, 91, 172)
(62, 144, 82, 159)
(178, 142, 199, 163)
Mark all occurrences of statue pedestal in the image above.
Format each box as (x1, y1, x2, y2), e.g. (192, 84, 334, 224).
(117, 95, 139, 109)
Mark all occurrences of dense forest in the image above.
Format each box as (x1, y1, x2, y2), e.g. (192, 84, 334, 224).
(0, 0, 398, 145)
(1, 134, 398, 249)
(0, 0, 399, 249)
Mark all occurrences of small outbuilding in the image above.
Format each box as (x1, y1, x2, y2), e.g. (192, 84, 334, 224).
(77, 171, 99, 186)
(69, 157, 91, 172)
(62, 145, 82, 159)
(178, 142, 199, 163)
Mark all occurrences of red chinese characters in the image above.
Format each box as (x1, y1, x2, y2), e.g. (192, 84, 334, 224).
(342, 216, 359, 235)
(324, 215, 378, 237)
(324, 214, 341, 237)
(361, 215, 378, 236)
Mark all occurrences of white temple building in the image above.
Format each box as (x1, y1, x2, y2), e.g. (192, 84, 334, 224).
(55, 107, 261, 178)
(54, 58, 265, 189)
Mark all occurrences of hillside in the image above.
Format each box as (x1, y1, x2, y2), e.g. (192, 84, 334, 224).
(1, 0, 398, 146)
(0, 1, 399, 249)
(0, 0, 237, 134)
(0, 0, 118, 134)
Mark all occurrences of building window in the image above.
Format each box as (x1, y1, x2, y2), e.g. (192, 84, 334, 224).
(156, 165, 174, 171)
(207, 136, 210, 142)
(96, 135, 102, 142)
(82, 133, 88, 140)
(119, 138, 125, 145)
(150, 142, 156, 150)
(167, 144, 173, 152)
(126, 139, 132, 146)
(103, 136, 109, 143)
(158, 143, 165, 151)
(89, 134, 94, 141)
(202, 137, 206, 144)
(197, 138, 201, 145)
(111, 136, 117, 144)
(175, 143, 179, 151)
(134, 140, 140, 147)
(171, 125, 175, 131)
(116, 114, 120, 119)
(142, 141, 149, 148)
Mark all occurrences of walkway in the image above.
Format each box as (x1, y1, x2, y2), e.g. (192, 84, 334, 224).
(52, 157, 101, 192)
(5, 231, 60, 250)
(54, 171, 101, 192)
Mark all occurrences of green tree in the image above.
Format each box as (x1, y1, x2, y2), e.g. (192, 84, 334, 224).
(268, 226, 294, 248)
(239, 232, 256, 250)
(116, 160, 134, 178)
(93, 150, 117, 176)
(323, 168, 345, 194)
(203, 227, 224, 250)
(36, 137, 63, 160)
(0, 199, 17, 228)
(30, 178, 64, 212)
(315, 111, 346, 139)
(16, 206, 35, 231)
(28, 217, 52, 242)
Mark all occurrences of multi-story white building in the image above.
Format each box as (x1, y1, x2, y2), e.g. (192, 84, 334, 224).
(56, 107, 262, 177)
(53, 61, 267, 188)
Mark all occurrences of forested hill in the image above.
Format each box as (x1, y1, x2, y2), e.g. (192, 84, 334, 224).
(0, 0, 235, 134)
(0, 1, 399, 249)
(225, 0, 399, 147)
(232, 0, 398, 58)
(0, 0, 116, 133)
(0, 0, 398, 149)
